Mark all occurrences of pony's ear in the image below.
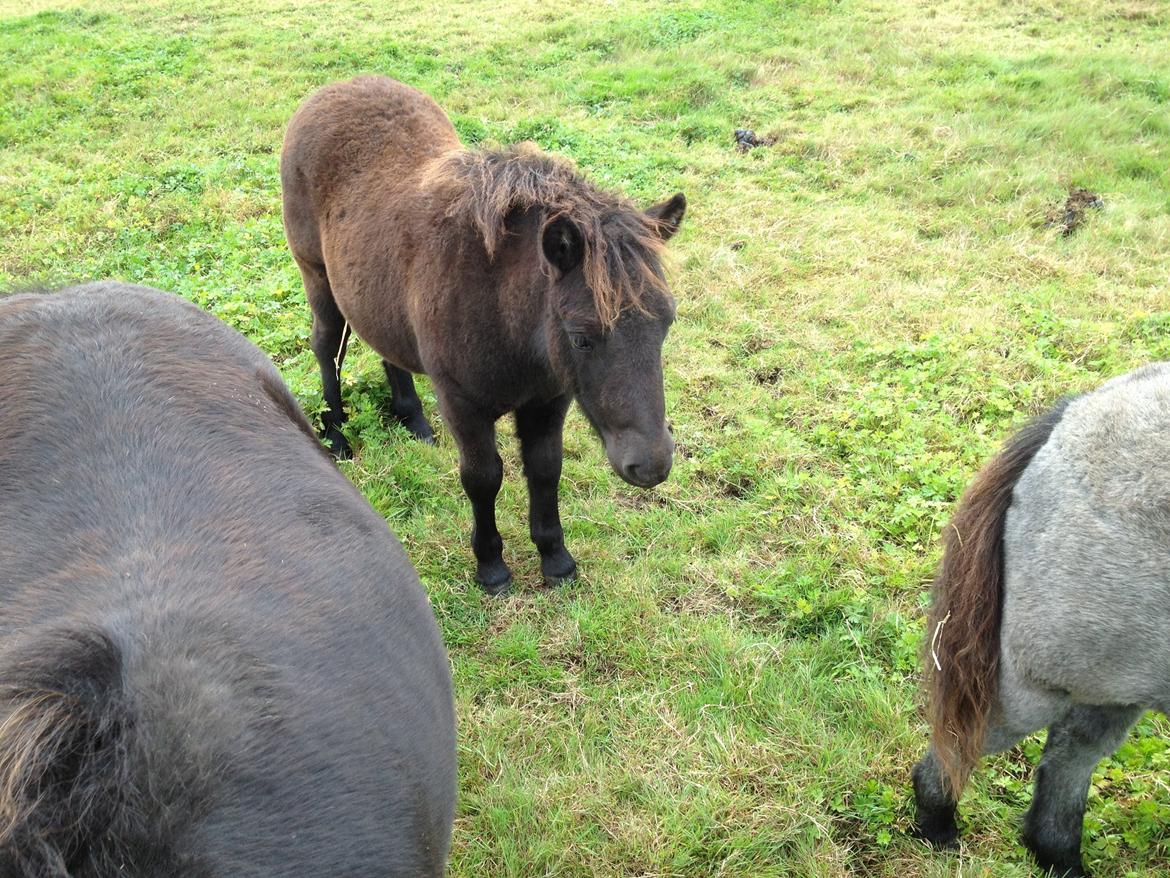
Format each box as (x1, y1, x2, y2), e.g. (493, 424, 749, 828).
(645, 193, 686, 240)
(540, 215, 584, 275)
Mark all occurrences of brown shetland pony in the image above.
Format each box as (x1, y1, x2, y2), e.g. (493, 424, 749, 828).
(281, 76, 686, 594)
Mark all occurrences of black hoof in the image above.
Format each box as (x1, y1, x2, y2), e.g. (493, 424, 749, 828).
(912, 815, 960, 850)
(402, 414, 436, 445)
(540, 551, 577, 587)
(544, 569, 577, 588)
(911, 760, 960, 850)
(1024, 835, 1087, 877)
(1031, 854, 1086, 877)
(476, 561, 513, 597)
(323, 426, 352, 460)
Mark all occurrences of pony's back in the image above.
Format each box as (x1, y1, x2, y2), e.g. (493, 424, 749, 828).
(0, 284, 455, 876)
(281, 75, 460, 248)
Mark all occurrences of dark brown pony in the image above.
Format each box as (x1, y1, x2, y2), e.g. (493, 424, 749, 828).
(281, 76, 686, 594)
(0, 283, 455, 876)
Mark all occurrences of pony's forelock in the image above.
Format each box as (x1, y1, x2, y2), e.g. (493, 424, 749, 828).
(426, 145, 670, 328)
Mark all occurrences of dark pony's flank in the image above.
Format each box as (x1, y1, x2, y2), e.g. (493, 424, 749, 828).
(427, 144, 674, 328)
(925, 398, 1071, 795)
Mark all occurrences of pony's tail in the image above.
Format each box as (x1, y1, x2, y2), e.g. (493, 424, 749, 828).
(0, 626, 132, 874)
(926, 398, 1070, 796)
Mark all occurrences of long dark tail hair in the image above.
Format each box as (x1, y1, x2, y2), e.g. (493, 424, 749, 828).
(926, 398, 1070, 795)
(0, 627, 132, 874)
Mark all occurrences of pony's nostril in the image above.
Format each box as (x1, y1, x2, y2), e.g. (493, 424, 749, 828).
(620, 457, 669, 488)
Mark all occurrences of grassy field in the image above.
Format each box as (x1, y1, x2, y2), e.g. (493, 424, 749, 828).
(2, 0, 1170, 875)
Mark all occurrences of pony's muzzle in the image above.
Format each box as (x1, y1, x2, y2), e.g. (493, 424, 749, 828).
(610, 428, 674, 488)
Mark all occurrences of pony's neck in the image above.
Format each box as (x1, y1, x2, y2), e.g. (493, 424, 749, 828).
(421, 157, 579, 397)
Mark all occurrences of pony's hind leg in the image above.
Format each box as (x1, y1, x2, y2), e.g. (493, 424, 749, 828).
(299, 260, 351, 457)
(912, 745, 962, 848)
(914, 640, 1071, 850)
(383, 361, 435, 444)
(1023, 704, 1142, 878)
(912, 721, 1031, 849)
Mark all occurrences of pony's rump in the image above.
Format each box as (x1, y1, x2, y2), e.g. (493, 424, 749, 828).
(0, 283, 456, 875)
(926, 397, 1072, 794)
(0, 626, 131, 875)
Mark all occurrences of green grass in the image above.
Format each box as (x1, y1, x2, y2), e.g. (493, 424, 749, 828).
(3, 0, 1170, 875)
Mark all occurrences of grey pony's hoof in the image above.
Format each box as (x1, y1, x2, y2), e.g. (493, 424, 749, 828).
(910, 759, 960, 850)
(911, 817, 959, 850)
(1024, 835, 1087, 878)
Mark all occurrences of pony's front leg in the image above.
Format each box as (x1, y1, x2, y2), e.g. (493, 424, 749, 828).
(516, 396, 576, 585)
(445, 401, 511, 595)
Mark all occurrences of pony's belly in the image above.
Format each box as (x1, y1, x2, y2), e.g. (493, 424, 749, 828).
(330, 285, 425, 374)
(375, 345, 425, 376)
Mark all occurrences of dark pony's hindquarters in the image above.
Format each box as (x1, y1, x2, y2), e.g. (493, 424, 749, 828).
(0, 283, 455, 876)
(0, 629, 128, 876)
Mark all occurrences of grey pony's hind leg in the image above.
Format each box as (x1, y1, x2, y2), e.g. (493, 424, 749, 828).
(1022, 704, 1142, 878)
(299, 259, 351, 458)
(912, 721, 1031, 849)
(383, 361, 435, 444)
(912, 745, 961, 848)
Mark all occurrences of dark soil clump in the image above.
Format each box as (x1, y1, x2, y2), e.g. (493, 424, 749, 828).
(734, 128, 775, 151)
(1045, 187, 1103, 236)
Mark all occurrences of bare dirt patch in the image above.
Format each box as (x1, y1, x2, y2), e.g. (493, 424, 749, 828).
(1044, 187, 1103, 237)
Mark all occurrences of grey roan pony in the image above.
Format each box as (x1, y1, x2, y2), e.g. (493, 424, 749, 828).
(0, 283, 455, 876)
(913, 363, 1170, 876)
(281, 76, 686, 594)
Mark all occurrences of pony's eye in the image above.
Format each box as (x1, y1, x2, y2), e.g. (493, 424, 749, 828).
(570, 333, 593, 352)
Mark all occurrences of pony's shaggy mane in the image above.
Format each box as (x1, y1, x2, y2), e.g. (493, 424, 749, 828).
(428, 144, 669, 328)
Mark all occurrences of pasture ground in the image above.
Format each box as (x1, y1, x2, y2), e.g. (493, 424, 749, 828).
(2, 0, 1169, 875)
